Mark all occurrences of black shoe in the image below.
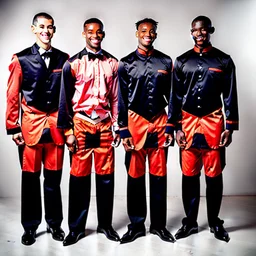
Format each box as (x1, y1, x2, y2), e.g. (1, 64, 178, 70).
(175, 223, 198, 239)
(97, 226, 120, 241)
(21, 230, 36, 246)
(149, 227, 175, 243)
(210, 223, 230, 242)
(120, 226, 146, 244)
(47, 225, 65, 241)
(63, 231, 85, 246)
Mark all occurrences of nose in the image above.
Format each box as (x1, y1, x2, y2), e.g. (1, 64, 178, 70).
(43, 26, 48, 33)
(145, 31, 150, 36)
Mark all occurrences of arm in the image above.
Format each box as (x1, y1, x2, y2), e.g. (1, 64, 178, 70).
(117, 60, 134, 151)
(6, 55, 25, 146)
(165, 58, 184, 147)
(108, 60, 121, 147)
(57, 60, 77, 149)
(164, 58, 175, 147)
(220, 57, 239, 147)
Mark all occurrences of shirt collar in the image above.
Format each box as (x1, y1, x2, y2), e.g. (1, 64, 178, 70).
(137, 47, 154, 56)
(193, 44, 212, 53)
(85, 47, 102, 55)
(38, 46, 52, 55)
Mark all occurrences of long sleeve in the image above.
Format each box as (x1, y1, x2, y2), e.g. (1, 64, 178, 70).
(223, 57, 239, 131)
(109, 65, 119, 131)
(6, 55, 23, 135)
(57, 60, 76, 129)
(166, 59, 183, 133)
(117, 60, 132, 138)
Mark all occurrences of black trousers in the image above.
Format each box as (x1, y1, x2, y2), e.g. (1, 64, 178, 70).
(125, 152, 167, 230)
(67, 173, 115, 232)
(126, 173, 167, 230)
(21, 168, 63, 231)
(182, 173, 223, 226)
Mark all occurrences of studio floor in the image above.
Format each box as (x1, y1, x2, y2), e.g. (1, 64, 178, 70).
(0, 196, 255, 256)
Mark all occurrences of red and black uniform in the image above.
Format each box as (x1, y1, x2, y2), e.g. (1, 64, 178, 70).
(167, 45, 239, 227)
(118, 48, 172, 230)
(57, 48, 118, 233)
(6, 43, 69, 232)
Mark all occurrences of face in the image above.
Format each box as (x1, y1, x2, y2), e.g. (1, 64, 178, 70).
(136, 22, 157, 50)
(191, 20, 211, 48)
(31, 17, 55, 50)
(82, 23, 104, 52)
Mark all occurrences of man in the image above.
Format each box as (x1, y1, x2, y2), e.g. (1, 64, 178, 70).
(6, 12, 69, 246)
(57, 18, 120, 246)
(166, 15, 239, 242)
(118, 18, 175, 244)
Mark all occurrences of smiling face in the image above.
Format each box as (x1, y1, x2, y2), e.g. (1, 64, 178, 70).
(31, 17, 55, 50)
(191, 20, 212, 48)
(82, 22, 104, 52)
(136, 22, 157, 51)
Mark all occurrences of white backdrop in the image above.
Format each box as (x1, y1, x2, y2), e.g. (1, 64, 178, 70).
(0, 0, 255, 197)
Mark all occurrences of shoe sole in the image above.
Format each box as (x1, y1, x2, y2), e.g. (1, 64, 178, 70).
(175, 227, 198, 239)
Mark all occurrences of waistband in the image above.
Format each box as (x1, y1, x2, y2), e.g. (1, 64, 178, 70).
(75, 112, 109, 125)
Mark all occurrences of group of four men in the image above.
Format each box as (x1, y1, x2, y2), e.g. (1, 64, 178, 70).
(6, 12, 238, 247)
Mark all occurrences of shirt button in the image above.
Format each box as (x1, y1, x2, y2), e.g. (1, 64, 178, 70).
(198, 75, 202, 78)
(200, 54, 202, 56)
(198, 88, 201, 91)
(197, 105, 201, 108)
(47, 101, 51, 104)
(198, 96, 201, 100)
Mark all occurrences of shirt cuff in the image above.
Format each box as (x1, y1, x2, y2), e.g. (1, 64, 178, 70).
(119, 127, 131, 138)
(226, 121, 239, 131)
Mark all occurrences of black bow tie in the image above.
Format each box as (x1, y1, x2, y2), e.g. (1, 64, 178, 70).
(42, 51, 52, 58)
(88, 52, 103, 61)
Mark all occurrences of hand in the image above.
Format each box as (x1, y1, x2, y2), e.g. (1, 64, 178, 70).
(176, 130, 187, 149)
(163, 133, 174, 147)
(12, 132, 25, 146)
(219, 130, 233, 147)
(66, 134, 78, 153)
(111, 133, 121, 147)
(122, 137, 135, 151)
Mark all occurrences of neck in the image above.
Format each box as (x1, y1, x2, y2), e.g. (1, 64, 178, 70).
(86, 45, 101, 53)
(195, 41, 211, 50)
(36, 41, 51, 51)
(138, 45, 153, 53)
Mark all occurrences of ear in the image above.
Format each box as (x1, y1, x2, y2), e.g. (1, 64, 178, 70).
(53, 26, 56, 33)
(102, 31, 105, 38)
(135, 31, 138, 37)
(209, 26, 215, 34)
(31, 25, 36, 34)
(82, 31, 86, 38)
(155, 32, 157, 39)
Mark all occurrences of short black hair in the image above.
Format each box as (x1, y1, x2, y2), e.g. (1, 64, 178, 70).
(135, 18, 158, 30)
(32, 12, 54, 26)
(83, 18, 104, 29)
(191, 15, 212, 28)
